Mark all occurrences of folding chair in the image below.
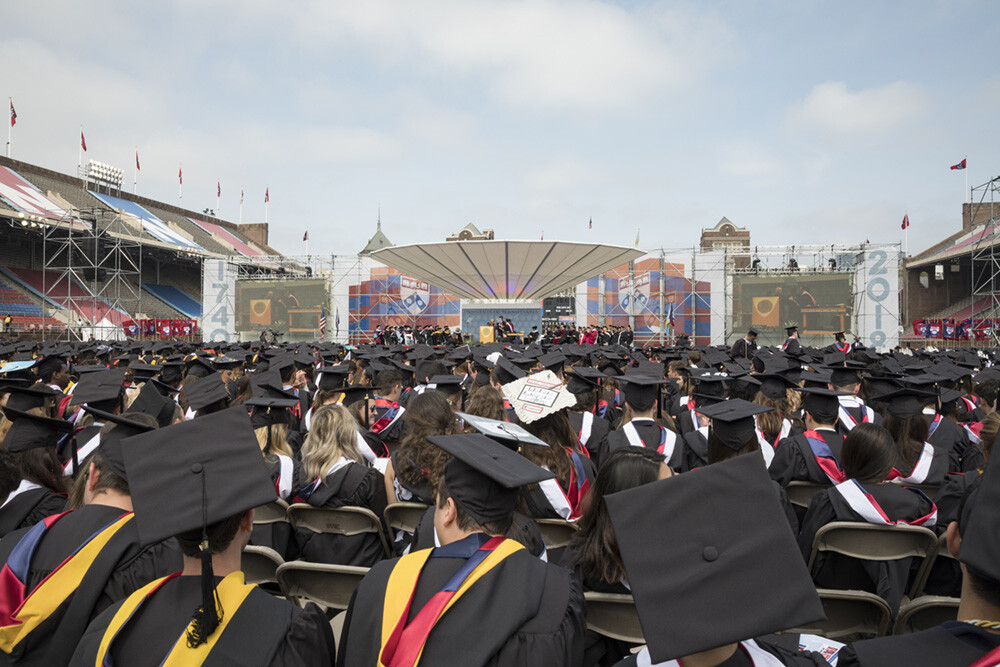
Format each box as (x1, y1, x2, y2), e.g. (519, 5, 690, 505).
(276, 561, 371, 611)
(911, 533, 954, 598)
(787, 589, 893, 639)
(785, 481, 830, 509)
(583, 592, 645, 644)
(806, 521, 939, 602)
(535, 518, 580, 551)
(253, 498, 290, 526)
(241, 545, 285, 587)
(893, 596, 960, 635)
(287, 504, 391, 558)
(383, 501, 430, 535)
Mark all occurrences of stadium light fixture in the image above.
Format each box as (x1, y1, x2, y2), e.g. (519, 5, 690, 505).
(86, 159, 125, 189)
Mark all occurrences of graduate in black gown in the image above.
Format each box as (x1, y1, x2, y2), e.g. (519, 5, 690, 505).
(564, 367, 612, 462)
(729, 327, 758, 361)
(294, 403, 388, 567)
(601, 372, 682, 471)
(0, 409, 181, 667)
(565, 447, 672, 667)
(337, 433, 585, 666)
(607, 454, 833, 666)
(70, 407, 336, 666)
(839, 434, 1000, 666)
(797, 423, 938, 612)
(770, 387, 849, 488)
(0, 409, 69, 538)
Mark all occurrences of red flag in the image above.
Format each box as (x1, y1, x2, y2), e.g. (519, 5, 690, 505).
(303, 230, 309, 242)
(901, 214, 910, 230)
(80, 130, 87, 152)
(265, 187, 269, 203)
(240, 188, 244, 205)
(135, 150, 140, 171)
(950, 158, 967, 171)
(588, 217, 592, 229)
(217, 181, 221, 197)
(178, 167, 182, 185)
(8, 100, 15, 128)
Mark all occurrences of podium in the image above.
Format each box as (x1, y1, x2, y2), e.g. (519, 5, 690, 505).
(479, 326, 495, 343)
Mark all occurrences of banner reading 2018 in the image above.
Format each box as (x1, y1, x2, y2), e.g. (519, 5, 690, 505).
(857, 246, 900, 351)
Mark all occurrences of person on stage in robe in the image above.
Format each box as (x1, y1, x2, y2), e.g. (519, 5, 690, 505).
(70, 407, 335, 666)
(780, 324, 801, 356)
(337, 432, 585, 666)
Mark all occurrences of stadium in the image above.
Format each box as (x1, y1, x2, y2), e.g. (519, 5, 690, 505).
(0, 153, 917, 351)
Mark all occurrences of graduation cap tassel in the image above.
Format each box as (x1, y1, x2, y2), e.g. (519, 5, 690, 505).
(188, 469, 222, 648)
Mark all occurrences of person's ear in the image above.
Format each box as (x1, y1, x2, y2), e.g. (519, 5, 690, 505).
(442, 497, 458, 528)
(241, 509, 255, 533)
(86, 462, 100, 493)
(946, 521, 962, 560)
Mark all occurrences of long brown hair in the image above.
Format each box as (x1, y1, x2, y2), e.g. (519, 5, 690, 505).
(882, 412, 930, 473)
(518, 412, 578, 486)
(396, 391, 458, 492)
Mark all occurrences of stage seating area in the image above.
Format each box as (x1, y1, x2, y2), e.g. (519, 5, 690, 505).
(141, 283, 202, 318)
(0, 279, 62, 330)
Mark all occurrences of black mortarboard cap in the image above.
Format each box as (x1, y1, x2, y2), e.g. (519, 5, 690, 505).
(122, 406, 277, 547)
(747, 327, 759, 337)
(959, 439, 1000, 583)
(128, 381, 177, 427)
(492, 357, 525, 385)
(128, 363, 161, 383)
(35, 355, 66, 379)
(875, 388, 937, 419)
(785, 325, 798, 335)
(428, 375, 464, 397)
(81, 406, 156, 478)
(698, 399, 772, 452)
(333, 385, 374, 407)
(619, 373, 667, 410)
(756, 373, 797, 401)
(565, 367, 605, 395)
(316, 365, 351, 391)
(830, 366, 860, 387)
(185, 356, 215, 379)
(210, 356, 242, 371)
(185, 374, 231, 412)
(2, 407, 75, 453)
(792, 386, 846, 418)
(69, 369, 126, 409)
(4, 385, 61, 414)
(605, 454, 824, 662)
(428, 433, 554, 525)
(538, 352, 567, 374)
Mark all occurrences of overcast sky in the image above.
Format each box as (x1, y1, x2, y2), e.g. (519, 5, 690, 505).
(4, 1, 998, 258)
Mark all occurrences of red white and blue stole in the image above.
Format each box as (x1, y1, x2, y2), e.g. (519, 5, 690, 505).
(781, 338, 792, 351)
(804, 430, 847, 484)
(0, 511, 133, 653)
(372, 398, 405, 435)
(590, 399, 608, 420)
(612, 389, 622, 408)
(622, 420, 676, 460)
(379, 535, 523, 667)
(835, 342, 851, 353)
(927, 413, 943, 439)
(837, 396, 873, 431)
(577, 411, 595, 448)
(887, 442, 936, 484)
(833, 479, 937, 527)
(93, 571, 259, 666)
(565, 449, 590, 519)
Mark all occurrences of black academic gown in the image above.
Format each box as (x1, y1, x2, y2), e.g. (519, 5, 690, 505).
(769, 428, 845, 487)
(563, 544, 636, 667)
(70, 575, 336, 667)
(567, 411, 612, 462)
(0, 504, 182, 667)
(681, 429, 710, 472)
(294, 462, 388, 567)
(922, 470, 981, 597)
(797, 481, 936, 612)
(614, 637, 829, 666)
(601, 419, 684, 471)
(838, 621, 1000, 667)
(0, 487, 66, 539)
(730, 337, 757, 360)
(337, 533, 585, 667)
(925, 412, 974, 472)
(892, 444, 951, 487)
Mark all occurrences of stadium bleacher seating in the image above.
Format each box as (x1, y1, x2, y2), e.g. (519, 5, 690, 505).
(141, 283, 202, 318)
(1, 266, 128, 326)
(0, 279, 62, 331)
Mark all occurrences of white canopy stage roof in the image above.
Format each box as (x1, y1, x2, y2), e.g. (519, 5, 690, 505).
(371, 240, 645, 301)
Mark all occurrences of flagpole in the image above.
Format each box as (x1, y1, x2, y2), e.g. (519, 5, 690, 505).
(6, 99, 11, 159)
(78, 125, 83, 171)
(239, 189, 243, 224)
(179, 164, 183, 205)
(216, 180, 220, 218)
(965, 156, 969, 203)
(133, 146, 138, 194)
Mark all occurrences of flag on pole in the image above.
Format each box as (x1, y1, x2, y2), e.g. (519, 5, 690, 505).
(8, 100, 15, 127)
(950, 158, 967, 171)
(240, 188, 244, 205)
(318, 306, 327, 337)
(217, 181, 221, 197)
(265, 187, 269, 203)
(588, 217, 592, 229)
(901, 213, 910, 230)
(335, 309, 340, 336)
(80, 130, 87, 152)
(667, 302, 675, 327)
(303, 230, 309, 242)
(634, 229, 640, 246)
(178, 167, 183, 185)
(135, 150, 140, 171)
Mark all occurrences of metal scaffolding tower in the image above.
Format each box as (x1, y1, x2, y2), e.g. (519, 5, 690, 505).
(970, 175, 1000, 345)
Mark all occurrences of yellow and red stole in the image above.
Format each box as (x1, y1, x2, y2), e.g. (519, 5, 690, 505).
(92, 571, 258, 667)
(379, 535, 523, 667)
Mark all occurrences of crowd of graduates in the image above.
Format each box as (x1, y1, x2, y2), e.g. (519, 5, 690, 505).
(0, 329, 997, 665)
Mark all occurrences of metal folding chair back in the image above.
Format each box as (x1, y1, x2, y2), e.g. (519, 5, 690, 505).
(785, 482, 830, 509)
(787, 588, 893, 639)
(241, 545, 285, 586)
(583, 592, 645, 644)
(276, 561, 371, 611)
(535, 518, 580, 551)
(253, 498, 290, 525)
(383, 502, 430, 535)
(893, 596, 960, 635)
(287, 504, 392, 557)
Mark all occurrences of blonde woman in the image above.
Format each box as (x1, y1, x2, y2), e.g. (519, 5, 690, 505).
(294, 404, 388, 567)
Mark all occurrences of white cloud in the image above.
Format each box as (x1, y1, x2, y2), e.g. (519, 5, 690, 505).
(789, 81, 928, 134)
(524, 157, 612, 193)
